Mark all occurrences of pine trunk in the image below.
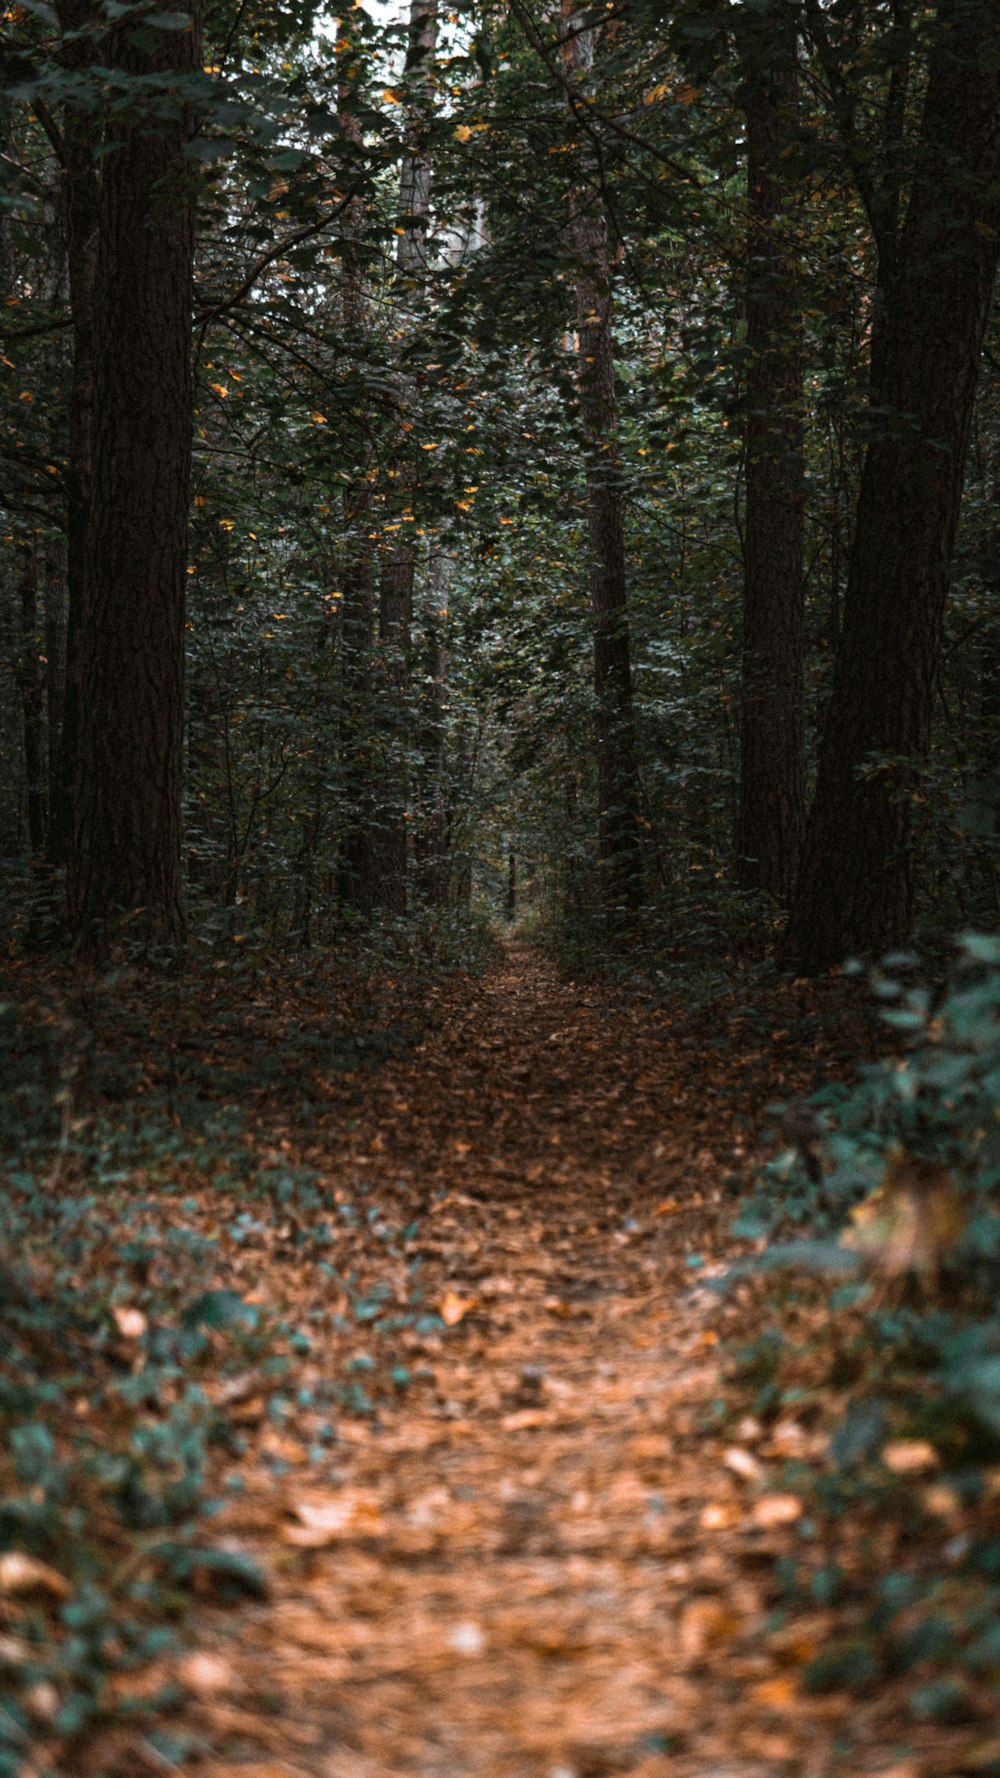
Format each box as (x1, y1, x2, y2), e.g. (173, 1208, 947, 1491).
(734, 4, 805, 902)
(563, 5, 642, 918)
(67, 3, 202, 946)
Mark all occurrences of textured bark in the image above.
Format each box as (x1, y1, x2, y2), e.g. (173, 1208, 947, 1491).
(369, 0, 439, 918)
(785, 5, 1000, 970)
(734, 4, 805, 902)
(414, 549, 452, 908)
(43, 539, 67, 842)
(67, 2, 202, 945)
(371, 546, 413, 917)
(48, 0, 100, 870)
(18, 546, 46, 858)
(336, 26, 379, 919)
(563, 4, 642, 918)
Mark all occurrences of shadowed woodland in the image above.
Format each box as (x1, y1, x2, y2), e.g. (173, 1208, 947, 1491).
(2, 1, 1000, 1774)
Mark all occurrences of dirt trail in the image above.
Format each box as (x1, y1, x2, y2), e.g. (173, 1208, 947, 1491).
(169, 943, 862, 1778)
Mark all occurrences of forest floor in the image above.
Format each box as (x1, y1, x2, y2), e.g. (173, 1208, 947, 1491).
(4, 938, 996, 1778)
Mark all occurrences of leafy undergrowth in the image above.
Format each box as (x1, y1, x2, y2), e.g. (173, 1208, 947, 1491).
(2, 936, 998, 1778)
(0, 950, 439, 1777)
(718, 936, 1000, 1775)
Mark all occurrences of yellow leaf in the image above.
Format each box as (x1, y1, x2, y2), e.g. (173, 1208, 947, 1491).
(454, 124, 473, 142)
(438, 1290, 476, 1326)
(751, 1675, 797, 1709)
(209, 382, 228, 398)
(310, 411, 327, 424)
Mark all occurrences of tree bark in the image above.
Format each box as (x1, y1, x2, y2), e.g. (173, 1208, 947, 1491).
(734, 1, 805, 902)
(66, 2, 202, 946)
(335, 22, 378, 919)
(562, 2, 642, 918)
(369, 0, 439, 918)
(18, 544, 46, 859)
(785, 4, 1000, 970)
(48, 0, 100, 871)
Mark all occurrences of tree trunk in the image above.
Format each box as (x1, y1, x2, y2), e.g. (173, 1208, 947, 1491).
(48, 0, 100, 871)
(414, 548, 451, 907)
(335, 22, 378, 919)
(734, 1, 805, 902)
(369, 0, 439, 918)
(18, 544, 46, 859)
(66, 3, 202, 947)
(562, 3, 642, 918)
(371, 545, 412, 917)
(785, 7, 1000, 970)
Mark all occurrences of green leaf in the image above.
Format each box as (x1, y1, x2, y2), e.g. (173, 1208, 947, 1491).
(180, 1289, 257, 1331)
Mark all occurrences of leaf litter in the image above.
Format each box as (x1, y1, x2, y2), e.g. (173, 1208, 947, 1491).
(1, 941, 994, 1777)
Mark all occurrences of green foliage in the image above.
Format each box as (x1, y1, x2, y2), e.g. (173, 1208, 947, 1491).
(725, 935, 1000, 1728)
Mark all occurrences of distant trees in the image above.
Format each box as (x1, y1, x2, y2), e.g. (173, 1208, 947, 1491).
(1, 0, 999, 966)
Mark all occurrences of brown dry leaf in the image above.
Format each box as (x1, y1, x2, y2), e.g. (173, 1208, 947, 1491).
(883, 1438, 939, 1474)
(922, 1483, 962, 1517)
(282, 1491, 384, 1547)
(678, 1597, 739, 1661)
(751, 1675, 798, 1710)
(112, 1304, 147, 1338)
(437, 1290, 477, 1326)
(260, 1430, 307, 1464)
(752, 1493, 803, 1527)
(176, 1652, 236, 1695)
(501, 1408, 549, 1431)
(202, 1767, 313, 1778)
(700, 1500, 742, 1530)
(723, 1445, 765, 1483)
(0, 1552, 71, 1600)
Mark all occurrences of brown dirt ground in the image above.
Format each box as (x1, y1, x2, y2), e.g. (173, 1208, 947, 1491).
(76, 941, 988, 1778)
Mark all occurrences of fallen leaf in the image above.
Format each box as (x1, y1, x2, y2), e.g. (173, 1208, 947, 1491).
(752, 1493, 803, 1527)
(678, 1597, 738, 1661)
(883, 1439, 939, 1474)
(177, 1651, 235, 1694)
(700, 1501, 742, 1530)
(113, 1304, 148, 1338)
(751, 1675, 798, 1709)
(724, 1445, 765, 1483)
(0, 1552, 71, 1600)
(282, 1492, 384, 1547)
(438, 1291, 477, 1326)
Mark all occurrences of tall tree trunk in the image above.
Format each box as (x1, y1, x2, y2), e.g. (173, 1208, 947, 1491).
(734, 1, 805, 902)
(370, 0, 439, 918)
(48, 0, 100, 871)
(785, 5, 1000, 970)
(371, 545, 413, 916)
(414, 547, 452, 907)
(67, 2, 202, 946)
(335, 21, 377, 919)
(18, 544, 46, 859)
(562, 3, 642, 918)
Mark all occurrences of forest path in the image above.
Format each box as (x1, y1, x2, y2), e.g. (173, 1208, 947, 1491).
(168, 942, 865, 1778)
